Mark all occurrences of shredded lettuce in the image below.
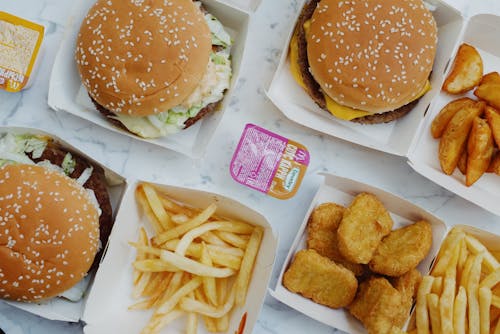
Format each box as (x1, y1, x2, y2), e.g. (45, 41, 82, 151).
(205, 14, 232, 47)
(62, 152, 76, 175)
(76, 166, 93, 186)
(0, 133, 47, 165)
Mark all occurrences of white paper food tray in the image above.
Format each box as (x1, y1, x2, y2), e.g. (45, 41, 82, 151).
(48, 0, 255, 158)
(82, 180, 278, 334)
(267, 0, 463, 157)
(270, 173, 448, 334)
(407, 14, 500, 217)
(268, 2, 500, 216)
(0, 126, 127, 322)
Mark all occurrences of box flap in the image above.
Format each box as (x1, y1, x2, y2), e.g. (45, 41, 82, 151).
(0, 126, 127, 322)
(270, 173, 448, 333)
(407, 14, 500, 217)
(215, 0, 261, 13)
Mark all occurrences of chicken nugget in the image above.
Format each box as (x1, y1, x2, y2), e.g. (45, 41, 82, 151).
(369, 220, 432, 276)
(349, 277, 403, 334)
(307, 202, 364, 276)
(391, 269, 422, 327)
(283, 249, 358, 308)
(337, 193, 393, 264)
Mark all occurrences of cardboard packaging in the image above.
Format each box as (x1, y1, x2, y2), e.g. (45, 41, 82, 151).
(1, 126, 278, 334)
(48, 0, 259, 158)
(267, 1, 500, 216)
(0, 126, 126, 322)
(83, 181, 278, 334)
(270, 173, 449, 334)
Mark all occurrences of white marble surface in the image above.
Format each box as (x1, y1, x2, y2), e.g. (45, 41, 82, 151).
(0, 0, 499, 333)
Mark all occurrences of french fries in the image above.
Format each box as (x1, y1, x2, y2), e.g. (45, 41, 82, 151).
(416, 227, 500, 334)
(442, 43, 483, 94)
(130, 183, 264, 333)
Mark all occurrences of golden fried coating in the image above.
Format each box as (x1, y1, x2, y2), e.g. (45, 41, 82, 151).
(337, 193, 393, 264)
(283, 249, 358, 308)
(349, 277, 403, 334)
(442, 43, 483, 94)
(369, 220, 432, 276)
(391, 269, 422, 327)
(307, 202, 364, 276)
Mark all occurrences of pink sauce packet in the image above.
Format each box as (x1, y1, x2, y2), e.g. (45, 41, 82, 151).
(230, 124, 310, 199)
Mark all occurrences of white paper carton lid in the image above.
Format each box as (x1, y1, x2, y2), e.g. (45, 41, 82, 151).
(216, 0, 261, 12)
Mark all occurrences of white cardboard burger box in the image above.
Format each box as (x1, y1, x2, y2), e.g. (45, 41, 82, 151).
(269, 173, 494, 334)
(1, 127, 278, 332)
(0, 126, 127, 322)
(82, 180, 278, 334)
(267, 1, 500, 216)
(48, 0, 261, 159)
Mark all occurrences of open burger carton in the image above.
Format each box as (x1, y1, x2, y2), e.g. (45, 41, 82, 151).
(81, 180, 278, 333)
(269, 173, 450, 334)
(267, 1, 500, 216)
(1, 129, 278, 330)
(0, 126, 127, 322)
(48, 0, 261, 159)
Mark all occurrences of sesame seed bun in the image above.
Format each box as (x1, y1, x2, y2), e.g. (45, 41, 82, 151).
(0, 164, 100, 302)
(306, 0, 437, 114)
(75, 0, 212, 117)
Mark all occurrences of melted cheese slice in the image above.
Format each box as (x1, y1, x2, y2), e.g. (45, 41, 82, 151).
(289, 20, 431, 121)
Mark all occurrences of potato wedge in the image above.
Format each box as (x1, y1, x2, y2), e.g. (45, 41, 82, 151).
(431, 97, 476, 138)
(485, 106, 500, 147)
(480, 72, 500, 86)
(457, 148, 467, 175)
(487, 150, 500, 175)
(475, 83, 500, 110)
(439, 101, 485, 174)
(442, 43, 483, 94)
(466, 117, 494, 186)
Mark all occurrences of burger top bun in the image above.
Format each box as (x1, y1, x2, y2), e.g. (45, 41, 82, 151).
(307, 0, 437, 114)
(75, 0, 212, 117)
(0, 164, 100, 302)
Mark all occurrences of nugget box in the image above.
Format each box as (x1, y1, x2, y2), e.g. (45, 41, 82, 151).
(270, 173, 449, 334)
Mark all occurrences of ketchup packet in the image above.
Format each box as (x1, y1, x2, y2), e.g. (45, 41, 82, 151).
(0, 12, 44, 92)
(230, 124, 310, 199)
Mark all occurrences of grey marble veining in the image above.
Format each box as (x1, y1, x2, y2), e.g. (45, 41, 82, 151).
(1, 0, 500, 333)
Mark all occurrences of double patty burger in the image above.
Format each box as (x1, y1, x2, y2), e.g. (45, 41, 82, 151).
(290, 0, 438, 123)
(0, 133, 113, 302)
(75, 0, 233, 138)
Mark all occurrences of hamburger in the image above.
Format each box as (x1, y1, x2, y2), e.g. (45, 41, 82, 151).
(75, 0, 233, 138)
(290, 0, 438, 123)
(0, 133, 113, 302)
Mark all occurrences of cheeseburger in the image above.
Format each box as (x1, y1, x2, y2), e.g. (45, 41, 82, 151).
(75, 0, 233, 138)
(290, 0, 438, 123)
(0, 133, 113, 302)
